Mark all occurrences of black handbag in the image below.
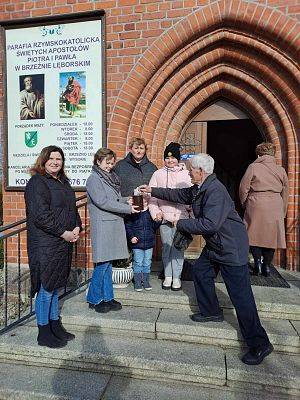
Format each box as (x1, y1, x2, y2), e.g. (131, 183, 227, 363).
(173, 230, 193, 251)
(172, 186, 203, 252)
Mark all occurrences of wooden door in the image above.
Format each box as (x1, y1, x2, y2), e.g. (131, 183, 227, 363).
(180, 122, 207, 258)
(179, 101, 250, 258)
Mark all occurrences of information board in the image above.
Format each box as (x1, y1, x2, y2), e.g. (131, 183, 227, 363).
(3, 14, 105, 190)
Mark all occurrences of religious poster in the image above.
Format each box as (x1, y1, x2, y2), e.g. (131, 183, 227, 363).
(3, 14, 105, 189)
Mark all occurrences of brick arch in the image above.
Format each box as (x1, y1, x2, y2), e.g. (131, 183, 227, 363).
(152, 70, 288, 163)
(138, 52, 295, 155)
(109, 2, 299, 146)
(108, 1, 299, 269)
(127, 32, 298, 145)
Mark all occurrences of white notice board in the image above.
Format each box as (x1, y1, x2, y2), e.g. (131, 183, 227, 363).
(3, 13, 105, 190)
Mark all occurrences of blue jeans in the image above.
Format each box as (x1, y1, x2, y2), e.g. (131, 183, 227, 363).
(132, 248, 153, 274)
(86, 261, 114, 305)
(35, 285, 59, 326)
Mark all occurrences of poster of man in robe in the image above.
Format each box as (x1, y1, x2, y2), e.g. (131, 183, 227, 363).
(19, 74, 45, 120)
(59, 71, 86, 118)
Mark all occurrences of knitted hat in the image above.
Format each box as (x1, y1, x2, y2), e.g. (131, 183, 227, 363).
(164, 142, 181, 161)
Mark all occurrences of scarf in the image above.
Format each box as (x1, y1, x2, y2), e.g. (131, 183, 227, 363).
(92, 165, 121, 193)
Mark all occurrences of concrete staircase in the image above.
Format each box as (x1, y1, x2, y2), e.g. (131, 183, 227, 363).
(0, 268, 299, 399)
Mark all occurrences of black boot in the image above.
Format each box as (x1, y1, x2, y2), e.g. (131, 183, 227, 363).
(158, 270, 165, 280)
(106, 299, 122, 311)
(242, 343, 274, 365)
(50, 317, 75, 341)
(261, 263, 270, 277)
(134, 273, 143, 292)
(89, 301, 111, 313)
(252, 258, 262, 275)
(143, 273, 152, 291)
(37, 324, 67, 348)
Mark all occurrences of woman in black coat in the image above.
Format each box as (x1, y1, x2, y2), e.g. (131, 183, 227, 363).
(25, 145, 81, 348)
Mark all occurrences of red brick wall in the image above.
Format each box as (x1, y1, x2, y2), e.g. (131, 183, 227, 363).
(1, 0, 299, 270)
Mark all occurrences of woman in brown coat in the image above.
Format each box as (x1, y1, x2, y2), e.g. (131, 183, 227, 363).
(239, 142, 288, 276)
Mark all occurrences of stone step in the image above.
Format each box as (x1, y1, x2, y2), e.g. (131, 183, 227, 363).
(0, 362, 111, 400)
(110, 277, 300, 320)
(57, 297, 300, 354)
(60, 299, 159, 339)
(0, 325, 226, 388)
(0, 363, 294, 400)
(0, 326, 298, 397)
(156, 308, 300, 354)
(97, 375, 297, 400)
(226, 349, 300, 397)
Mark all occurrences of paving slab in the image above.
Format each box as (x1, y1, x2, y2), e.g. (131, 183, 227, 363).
(0, 363, 296, 400)
(103, 375, 296, 400)
(109, 277, 300, 320)
(249, 284, 300, 319)
(115, 279, 200, 310)
(156, 309, 300, 353)
(0, 326, 226, 387)
(278, 268, 300, 282)
(291, 321, 300, 336)
(226, 349, 300, 397)
(0, 362, 110, 400)
(59, 301, 160, 339)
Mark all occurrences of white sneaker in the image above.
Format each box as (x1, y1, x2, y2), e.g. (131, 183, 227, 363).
(162, 277, 172, 290)
(172, 278, 181, 291)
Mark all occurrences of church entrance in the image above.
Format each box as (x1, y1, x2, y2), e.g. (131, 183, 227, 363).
(207, 119, 262, 216)
(180, 100, 263, 257)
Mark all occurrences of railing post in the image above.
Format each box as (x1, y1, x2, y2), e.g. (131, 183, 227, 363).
(4, 239, 8, 328)
(17, 232, 21, 319)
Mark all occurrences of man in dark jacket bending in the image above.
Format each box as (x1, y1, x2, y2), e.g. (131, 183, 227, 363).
(140, 153, 273, 365)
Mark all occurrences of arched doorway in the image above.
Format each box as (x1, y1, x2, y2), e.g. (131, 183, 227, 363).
(109, 1, 300, 270)
(180, 100, 263, 257)
(181, 100, 263, 216)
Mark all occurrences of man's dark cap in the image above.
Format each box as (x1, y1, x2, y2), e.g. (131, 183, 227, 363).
(164, 142, 181, 161)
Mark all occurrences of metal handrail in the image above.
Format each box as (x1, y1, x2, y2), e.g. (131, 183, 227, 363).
(0, 226, 27, 240)
(0, 219, 27, 233)
(0, 194, 89, 334)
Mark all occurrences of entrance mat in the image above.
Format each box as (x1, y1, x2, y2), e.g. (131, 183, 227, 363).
(181, 260, 290, 288)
